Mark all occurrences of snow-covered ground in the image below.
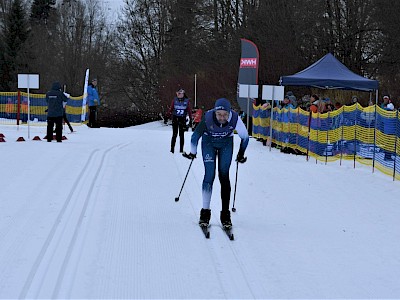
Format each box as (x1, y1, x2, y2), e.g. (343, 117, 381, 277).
(0, 121, 399, 299)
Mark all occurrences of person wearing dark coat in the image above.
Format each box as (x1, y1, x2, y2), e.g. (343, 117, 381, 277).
(166, 87, 192, 153)
(46, 82, 68, 142)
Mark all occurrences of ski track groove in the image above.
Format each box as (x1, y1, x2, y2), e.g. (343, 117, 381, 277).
(18, 148, 100, 298)
(18, 143, 125, 299)
(51, 143, 126, 298)
(86, 141, 184, 299)
(63, 142, 131, 299)
(173, 156, 231, 299)
(174, 148, 258, 299)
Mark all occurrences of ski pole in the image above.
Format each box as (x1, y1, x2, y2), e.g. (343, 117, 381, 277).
(175, 158, 194, 202)
(232, 161, 239, 212)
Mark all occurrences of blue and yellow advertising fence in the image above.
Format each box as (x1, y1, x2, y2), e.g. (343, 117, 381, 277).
(0, 91, 87, 125)
(253, 103, 400, 181)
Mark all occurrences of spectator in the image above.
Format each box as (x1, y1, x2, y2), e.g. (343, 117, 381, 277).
(192, 105, 203, 130)
(254, 97, 262, 106)
(351, 95, 359, 104)
(317, 98, 326, 113)
(380, 96, 395, 161)
(286, 91, 297, 107)
(381, 95, 394, 111)
(262, 101, 271, 109)
(280, 96, 296, 154)
(46, 82, 68, 142)
(282, 95, 295, 109)
(166, 87, 192, 153)
(324, 98, 335, 112)
(308, 94, 319, 113)
(87, 78, 100, 128)
(298, 94, 310, 111)
(182, 98, 249, 229)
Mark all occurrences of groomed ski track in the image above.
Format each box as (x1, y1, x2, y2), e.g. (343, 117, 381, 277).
(0, 121, 399, 299)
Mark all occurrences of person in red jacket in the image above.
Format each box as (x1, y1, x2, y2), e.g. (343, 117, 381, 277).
(166, 88, 192, 153)
(192, 106, 203, 130)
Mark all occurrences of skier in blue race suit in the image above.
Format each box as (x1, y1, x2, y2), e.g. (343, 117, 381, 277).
(183, 98, 249, 228)
(166, 88, 192, 153)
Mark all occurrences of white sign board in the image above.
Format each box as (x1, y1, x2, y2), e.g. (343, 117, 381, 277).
(17, 74, 40, 139)
(18, 74, 39, 89)
(249, 84, 259, 98)
(262, 85, 274, 100)
(239, 84, 259, 98)
(262, 85, 285, 101)
(238, 84, 248, 98)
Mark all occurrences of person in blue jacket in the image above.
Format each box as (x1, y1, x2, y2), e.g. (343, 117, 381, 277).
(87, 78, 100, 127)
(183, 98, 249, 229)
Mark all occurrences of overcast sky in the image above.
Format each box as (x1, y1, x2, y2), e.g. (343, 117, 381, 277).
(102, 0, 124, 14)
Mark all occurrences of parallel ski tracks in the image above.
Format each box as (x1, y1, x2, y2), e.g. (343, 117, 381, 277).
(19, 143, 129, 299)
(202, 221, 257, 299)
(172, 155, 257, 299)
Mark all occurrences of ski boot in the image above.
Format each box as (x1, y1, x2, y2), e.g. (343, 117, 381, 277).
(220, 210, 232, 229)
(199, 208, 211, 227)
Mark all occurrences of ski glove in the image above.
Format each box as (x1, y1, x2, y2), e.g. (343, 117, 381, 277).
(236, 153, 247, 164)
(183, 152, 196, 160)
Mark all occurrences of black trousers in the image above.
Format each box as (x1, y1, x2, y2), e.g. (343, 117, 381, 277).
(88, 106, 98, 127)
(171, 116, 186, 152)
(47, 116, 63, 142)
(63, 112, 73, 132)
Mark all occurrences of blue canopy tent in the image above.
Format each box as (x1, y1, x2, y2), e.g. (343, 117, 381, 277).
(279, 53, 383, 171)
(280, 53, 379, 93)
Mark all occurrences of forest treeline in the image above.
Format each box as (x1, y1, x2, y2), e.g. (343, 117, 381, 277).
(1, 0, 399, 126)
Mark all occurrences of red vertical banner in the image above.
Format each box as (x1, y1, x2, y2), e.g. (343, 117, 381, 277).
(237, 38, 259, 114)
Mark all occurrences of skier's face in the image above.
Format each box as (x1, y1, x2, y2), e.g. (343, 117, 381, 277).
(176, 90, 185, 98)
(215, 110, 229, 124)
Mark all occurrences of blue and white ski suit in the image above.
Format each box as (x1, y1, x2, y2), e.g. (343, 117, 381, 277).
(190, 109, 249, 210)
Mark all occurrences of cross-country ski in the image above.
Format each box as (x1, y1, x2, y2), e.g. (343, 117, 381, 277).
(200, 225, 210, 239)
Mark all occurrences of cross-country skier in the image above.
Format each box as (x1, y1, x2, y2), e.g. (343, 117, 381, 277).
(183, 98, 249, 229)
(166, 88, 192, 153)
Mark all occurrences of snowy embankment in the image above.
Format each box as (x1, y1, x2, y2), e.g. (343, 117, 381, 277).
(0, 121, 399, 299)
